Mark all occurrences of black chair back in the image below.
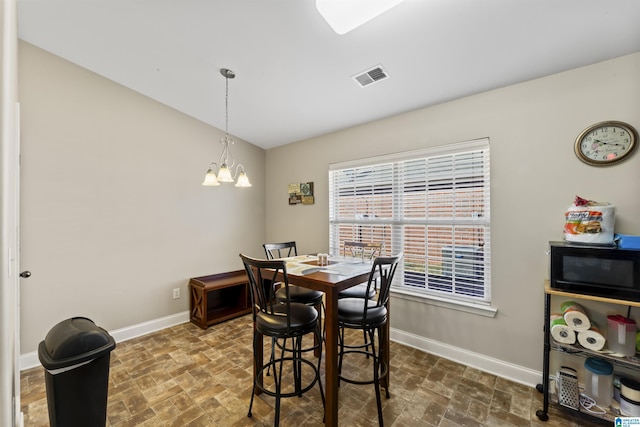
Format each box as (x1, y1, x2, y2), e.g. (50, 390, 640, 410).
(240, 253, 293, 331)
(263, 241, 297, 259)
(363, 253, 402, 323)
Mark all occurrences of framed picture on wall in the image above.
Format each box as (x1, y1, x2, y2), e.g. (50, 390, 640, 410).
(288, 182, 314, 205)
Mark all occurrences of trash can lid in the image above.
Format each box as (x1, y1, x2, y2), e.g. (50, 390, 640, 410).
(38, 317, 116, 370)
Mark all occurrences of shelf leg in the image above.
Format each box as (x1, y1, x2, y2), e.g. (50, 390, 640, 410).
(536, 292, 551, 421)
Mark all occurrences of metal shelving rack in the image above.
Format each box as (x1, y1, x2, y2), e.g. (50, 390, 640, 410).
(536, 281, 640, 422)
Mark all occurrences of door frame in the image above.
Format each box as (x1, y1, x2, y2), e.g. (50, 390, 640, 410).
(1, 0, 22, 425)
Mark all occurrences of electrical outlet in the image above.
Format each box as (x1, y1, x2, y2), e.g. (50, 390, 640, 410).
(173, 288, 180, 299)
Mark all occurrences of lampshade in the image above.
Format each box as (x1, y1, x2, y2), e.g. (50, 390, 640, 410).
(235, 171, 252, 187)
(216, 163, 234, 183)
(202, 168, 220, 186)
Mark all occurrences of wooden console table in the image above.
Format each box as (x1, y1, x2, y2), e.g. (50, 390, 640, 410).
(189, 270, 252, 329)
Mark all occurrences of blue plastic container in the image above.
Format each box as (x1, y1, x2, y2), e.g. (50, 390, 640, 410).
(615, 234, 640, 249)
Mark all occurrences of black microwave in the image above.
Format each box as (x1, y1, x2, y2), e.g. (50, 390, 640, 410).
(549, 241, 640, 302)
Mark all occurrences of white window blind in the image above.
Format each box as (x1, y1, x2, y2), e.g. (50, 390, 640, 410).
(329, 139, 491, 303)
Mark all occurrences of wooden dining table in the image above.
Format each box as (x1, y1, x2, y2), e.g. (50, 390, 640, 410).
(255, 255, 389, 427)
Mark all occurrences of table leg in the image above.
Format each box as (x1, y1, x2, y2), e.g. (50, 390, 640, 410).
(324, 288, 339, 427)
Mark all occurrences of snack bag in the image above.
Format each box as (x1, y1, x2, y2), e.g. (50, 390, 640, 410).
(564, 196, 615, 245)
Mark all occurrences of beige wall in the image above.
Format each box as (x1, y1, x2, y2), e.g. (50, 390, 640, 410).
(18, 41, 266, 353)
(18, 39, 640, 376)
(265, 53, 640, 372)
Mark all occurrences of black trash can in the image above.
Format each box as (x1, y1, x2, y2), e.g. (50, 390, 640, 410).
(38, 317, 116, 427)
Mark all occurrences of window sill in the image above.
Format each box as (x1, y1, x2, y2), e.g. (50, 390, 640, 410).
(390, 288, 498, 318)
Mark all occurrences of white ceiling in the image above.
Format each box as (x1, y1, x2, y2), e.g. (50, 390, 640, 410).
(17, 0, 640, 150)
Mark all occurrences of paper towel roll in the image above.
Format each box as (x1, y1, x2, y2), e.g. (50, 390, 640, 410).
(562, 301, 591, 332)
(564, 203, 615, 245)
(578, 324, 607, 351)
(550, 313, 576, 344)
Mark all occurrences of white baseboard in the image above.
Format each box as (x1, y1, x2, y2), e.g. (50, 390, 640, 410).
(390, 327, 542, 389)
(16, 407, 23, 427)
(20, 311, 190, 371)
(21, 312, 542, 389)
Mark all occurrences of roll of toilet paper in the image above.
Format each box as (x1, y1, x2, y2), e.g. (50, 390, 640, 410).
(550, 313, 576, 344)
(578, 324, 607, 351)
(561, 301, 591, 332)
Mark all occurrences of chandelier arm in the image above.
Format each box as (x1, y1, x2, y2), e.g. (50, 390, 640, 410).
(220, 138, 235, 168)
(219, 140, 227, 165)
(230, 164, 247, 180)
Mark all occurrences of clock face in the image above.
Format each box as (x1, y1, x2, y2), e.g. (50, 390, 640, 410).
(575, 121, 637, 166)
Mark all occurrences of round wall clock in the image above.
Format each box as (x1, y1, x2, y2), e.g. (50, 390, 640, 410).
(575, 121, 638, 166)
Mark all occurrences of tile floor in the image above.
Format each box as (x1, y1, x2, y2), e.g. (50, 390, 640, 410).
(21, 315, 606, 426)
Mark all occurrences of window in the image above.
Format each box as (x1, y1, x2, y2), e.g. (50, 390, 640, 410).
(329, 139, 491, 304)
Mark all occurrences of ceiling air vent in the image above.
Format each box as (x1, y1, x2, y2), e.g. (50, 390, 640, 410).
(352, 64, 389, 87)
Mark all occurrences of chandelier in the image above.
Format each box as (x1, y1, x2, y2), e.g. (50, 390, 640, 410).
(202, 68, 251, 188)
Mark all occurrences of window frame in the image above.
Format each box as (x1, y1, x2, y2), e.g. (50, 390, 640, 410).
(329, 138, 494, 314)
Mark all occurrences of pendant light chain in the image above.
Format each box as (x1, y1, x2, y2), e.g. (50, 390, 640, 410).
(224, 74, 229, 140)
